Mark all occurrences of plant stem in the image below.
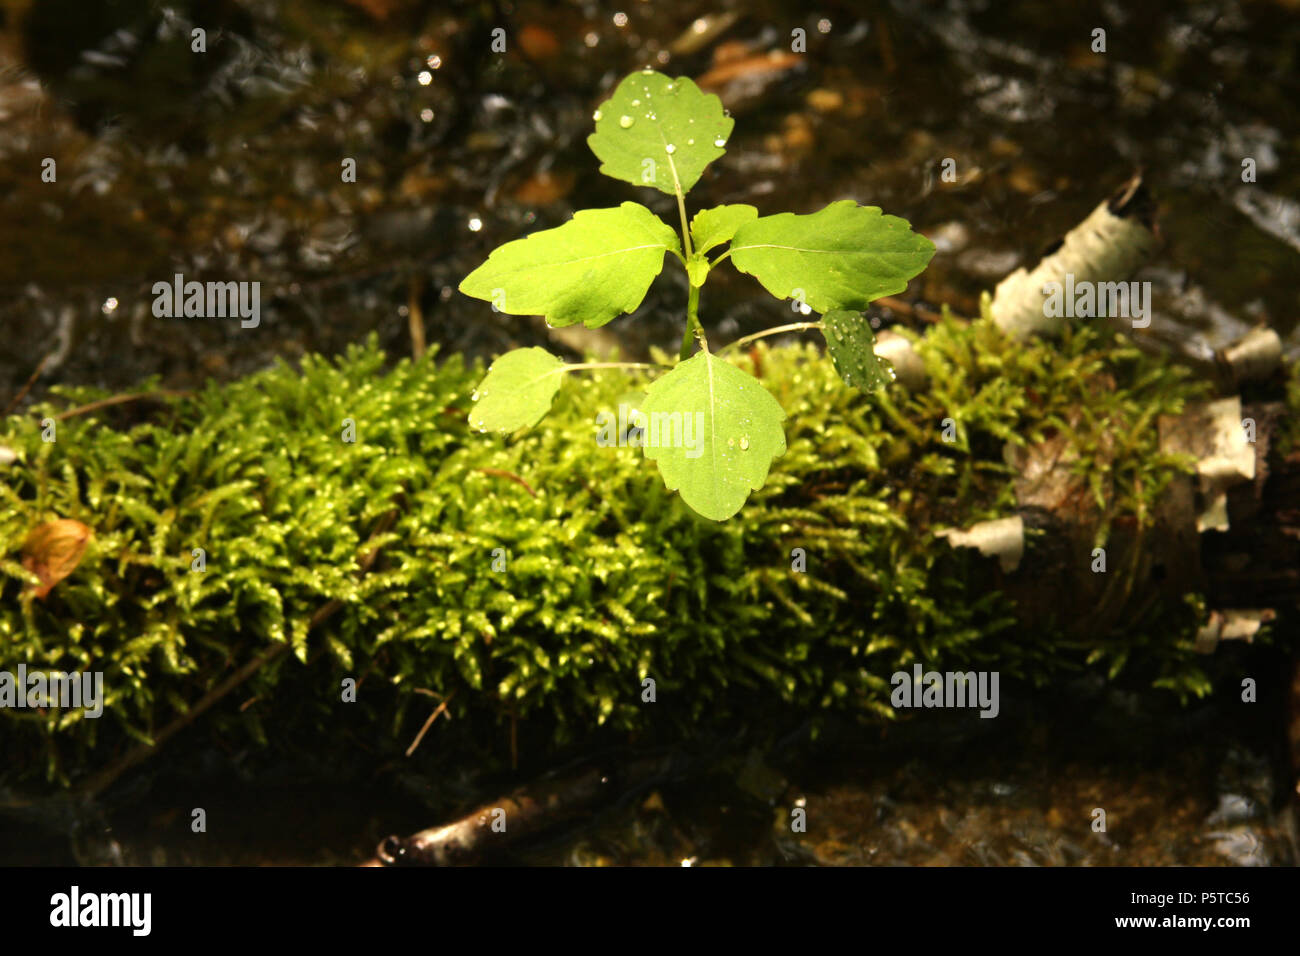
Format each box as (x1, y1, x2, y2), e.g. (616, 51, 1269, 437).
(717, 321, 823, 356)
(676, 190, 694, 261)
(563, 362, 661, 373)
(680, 285, 703, 359)
(673, 185, 707, 360)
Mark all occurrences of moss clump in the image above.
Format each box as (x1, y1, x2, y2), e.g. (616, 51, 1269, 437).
(0, 315, 1244, 790)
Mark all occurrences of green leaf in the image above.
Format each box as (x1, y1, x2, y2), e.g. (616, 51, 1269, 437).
(690, 204, 757, 255)
(640, 352, 786, 521)
(470, 347, 566, 433)
(587, 70, 734, 196)
(821, 310, 895, 391)
(729, 200, 935, 313)
(459, 203, 679, 328)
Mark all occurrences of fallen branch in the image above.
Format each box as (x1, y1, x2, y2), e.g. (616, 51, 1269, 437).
(368, 754, 672, 866)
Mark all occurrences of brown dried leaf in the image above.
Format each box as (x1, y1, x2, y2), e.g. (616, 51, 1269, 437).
(21, 519, 92, 599)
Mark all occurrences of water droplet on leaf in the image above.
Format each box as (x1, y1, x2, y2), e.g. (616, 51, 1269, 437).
(619, 115, 633, 128)
(713, 137, 726, 147)
(593, 109, 602, 121)
(665, 144, 676, 154)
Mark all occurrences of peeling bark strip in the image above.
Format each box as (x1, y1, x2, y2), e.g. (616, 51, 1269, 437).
(991, 174, 1158, 339)
(1217, 326, 1283, 387)
(1194, 609, 1275, 653)
(1159, 397, 1256, 533)
(935, 517, 1024, 572)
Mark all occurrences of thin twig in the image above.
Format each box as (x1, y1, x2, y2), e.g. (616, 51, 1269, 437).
(4, 353, 51, 416)
(76, 640, 293, 799)
(876, 14, 897, 74)
(476, 468, 538, 498)
(54, 390, 192, 421)
(75, 508, 400, 800)
(563, 362, 661, 373)
(405, 690, 457, 757)
(408, 274, 426, 361)
(875, 295, 944, 325)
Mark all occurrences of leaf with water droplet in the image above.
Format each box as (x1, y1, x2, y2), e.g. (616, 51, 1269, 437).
(820, 310, 894, 391)
(588, 71, 733, 196)
(469, 347, 566, 433)
(640, 352, 786, 521)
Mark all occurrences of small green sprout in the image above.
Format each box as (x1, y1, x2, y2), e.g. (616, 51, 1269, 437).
(459, 69, 935, 520)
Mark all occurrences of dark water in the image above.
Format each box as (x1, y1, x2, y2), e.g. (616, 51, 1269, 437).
(1, 0, 1298, 864)
(4, 676, 1293, 866)
(3, 0, 1298, 399)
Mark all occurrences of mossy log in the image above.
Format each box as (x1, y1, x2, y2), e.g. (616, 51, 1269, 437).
(1, 315, 1296, 796)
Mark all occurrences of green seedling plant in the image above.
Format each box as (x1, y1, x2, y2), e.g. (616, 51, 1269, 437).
(459, 69, 935, 520)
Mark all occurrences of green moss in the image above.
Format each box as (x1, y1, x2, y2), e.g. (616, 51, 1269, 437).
(0, 316, 1259, 789)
